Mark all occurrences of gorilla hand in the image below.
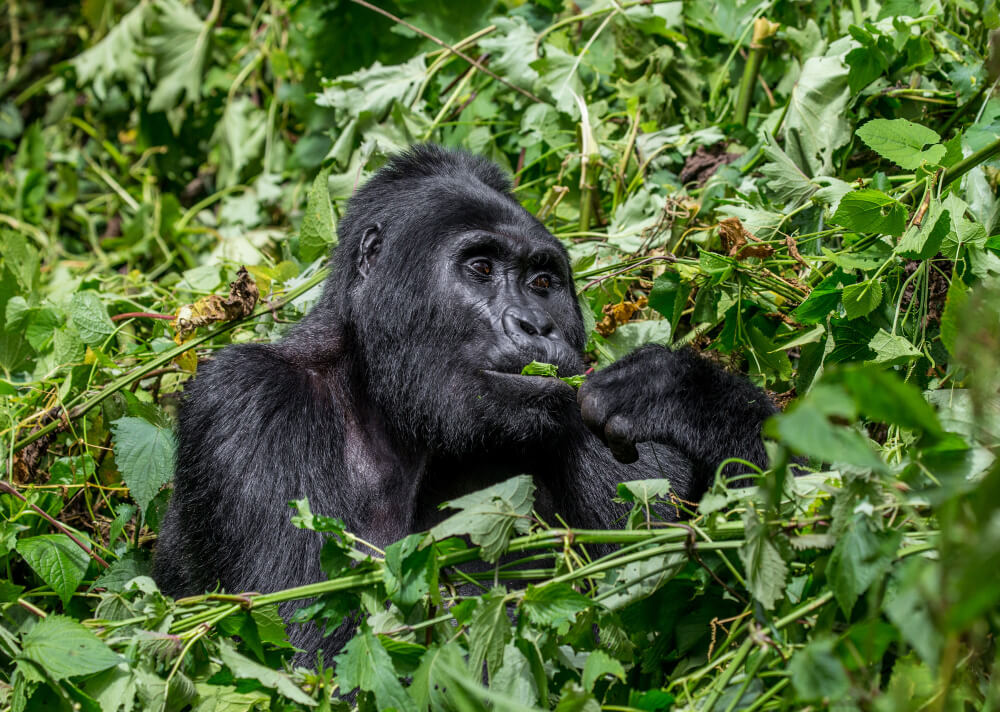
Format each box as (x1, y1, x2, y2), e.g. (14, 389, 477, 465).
(578, 345, 777, 477)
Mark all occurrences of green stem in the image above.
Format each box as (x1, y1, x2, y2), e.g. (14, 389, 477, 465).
(11, 268, 331, 454)
(734, 19, 777, 127)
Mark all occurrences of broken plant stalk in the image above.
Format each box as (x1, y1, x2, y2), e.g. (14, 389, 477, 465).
(734, 18, 779, 127)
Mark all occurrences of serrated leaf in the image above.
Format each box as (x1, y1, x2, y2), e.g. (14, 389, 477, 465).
(831, 189, 907, 236)
(896, 200, 950, 259)
(72, 3, 150, 100)
(298, 166, 336, 262)
(219, 640, 317, 706)
(426, 475, 535, 562)
(16, 534, 91, 605)
(334, 631, 413, 711)
(739, 508, 788, 610)
(581, 650, 625, 692)
(828, 514, 901, 616)
(842, 280, 883, 319)
(856, 118, 944, 169)
(92, 550, 151, 592)
(147, 0, 212, 111)
(19, 615, 122, 679)
(469, 589, 512, 679)
(111, 416, 176, 513)
(868, 329, 922, 367)
(521, 583, 593, 632)
(384, 533, 437, 614)
(70, 291, 115, 346)
(760, 136, 817, 205)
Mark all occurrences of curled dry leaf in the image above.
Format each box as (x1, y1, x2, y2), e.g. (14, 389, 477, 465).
(596, 295, 648, 337)
(172, 267, 260, 340)
(719, 217, 775, 259)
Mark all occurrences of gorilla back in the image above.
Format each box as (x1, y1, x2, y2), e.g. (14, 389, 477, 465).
(154, 145, 777, 659)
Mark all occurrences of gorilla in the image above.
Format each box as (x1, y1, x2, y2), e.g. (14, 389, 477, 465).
(154, 145, 776, 658)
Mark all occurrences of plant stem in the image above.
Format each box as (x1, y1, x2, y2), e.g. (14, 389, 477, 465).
(734, 19, 778, 127)
(11, 268, 331, 454)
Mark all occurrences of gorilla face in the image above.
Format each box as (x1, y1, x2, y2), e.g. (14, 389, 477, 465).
(339, 152, 586, 454)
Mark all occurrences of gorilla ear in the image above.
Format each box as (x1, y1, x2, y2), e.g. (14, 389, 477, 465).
(357, 224, 383, 279)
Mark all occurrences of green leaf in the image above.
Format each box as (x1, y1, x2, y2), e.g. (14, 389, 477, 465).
(828, 514, 901, 616)
(836, 365, 945, 441)
(939, 276, 969, 357)
(92, 550, 152, 592)
(426, 475, 535, 562)
(469, 589, 512, 679)
(491, 641, 539, 707)
(856, 118, 944, 170)
(298, 166, 336, 262)
(868, 329, 922, 367)
(581, 650, 625, 692)
(384, 533, 437, 614)
(895, 200, 950, 259)
(521, 360, 559, 377)
(842, 280, 883, 320)
(336, 632, 415, 711)
(111, 416, 176, 513)
(16, 534, 91, 605)
(147, 0, 212, 111)
(738, 508, 788, 610)
(788, 637, 850, 702)
(70, 291, 115, 346)
(521, 583, 593, 632)
(19, 615, 122, 680)
(831, 189, 907, 236)
(72, 3, 150, 100)
(783, 49, 852, 176)
(759, 136, 817, 205)
(219, 640, 317, 706)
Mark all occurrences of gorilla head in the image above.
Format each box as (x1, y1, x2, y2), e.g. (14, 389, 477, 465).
(296, 146, 587, 453)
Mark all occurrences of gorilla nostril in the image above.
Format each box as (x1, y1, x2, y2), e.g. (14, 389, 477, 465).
(518, 319, 538, 336)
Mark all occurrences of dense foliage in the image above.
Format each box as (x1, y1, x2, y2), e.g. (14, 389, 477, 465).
(2, 0, 1000, 709)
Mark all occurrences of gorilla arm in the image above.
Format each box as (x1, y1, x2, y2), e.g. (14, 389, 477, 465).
(577, 345, 777, 488)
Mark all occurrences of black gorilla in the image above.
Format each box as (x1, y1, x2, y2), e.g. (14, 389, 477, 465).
(154, 145, 776, 658)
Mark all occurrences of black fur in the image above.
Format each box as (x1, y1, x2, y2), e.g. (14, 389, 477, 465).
(154, 145, 776, 660)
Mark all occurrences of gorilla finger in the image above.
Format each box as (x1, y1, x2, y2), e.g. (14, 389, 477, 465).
(605, 416, 639, 464)
(577, 388, 607, 434)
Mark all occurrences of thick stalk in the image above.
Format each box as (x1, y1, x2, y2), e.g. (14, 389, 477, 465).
(734, 18, 779, 127)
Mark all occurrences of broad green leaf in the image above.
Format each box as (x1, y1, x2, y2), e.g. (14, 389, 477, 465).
(895, 200, 950, 259)
(783, 48, 852, 176)
(760, 137, 817, 205)
(16, 534, 91, 605)
(317, 55, 427, 122)
(111, 416, 176, 513)
(581, 650, 625, 692)
(521, 583, 593, 632)
(738, 508, 788, 610)
(426, 475, 535, 562)
(298, 166, 336, 262)
(219, 640, 317, 706)
(767, 400, 886, 471)
(939, 277, 969, 356)
(469, 589, 512, 679)
(70, 291, 115, 346)
(831, 189, 907, 236)
(147, 0, 212, 111)
(828, 513, 901, 615)
(384, 533, 437, 614)
(477, 17, 540, 89)
(521, 360, 559, 377)
(72, 3, 150, 99)
(836, 365, 945, 440)
(842, 280, 883, 320)
(19, 615, 122, 679)
(490, 641, 538, 707)
(596, 552, 686, 610)
(336, 632, 415, 710)
(91, 550, 152, 592)
(788, 637, 850, 701)
(868, 329, 922, 367)
(856, 118, 945, 169)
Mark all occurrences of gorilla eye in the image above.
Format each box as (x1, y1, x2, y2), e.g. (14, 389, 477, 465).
(531, 274, 551, 290)
(470, 259, 492, 276)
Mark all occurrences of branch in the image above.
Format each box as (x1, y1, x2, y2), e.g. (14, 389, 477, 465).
(349, 0, 543, 104)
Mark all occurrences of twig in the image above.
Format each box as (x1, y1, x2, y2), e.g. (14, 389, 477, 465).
(349, 0, 543, 104)
(111, 312, 175, 322)
(581, 255, 677, 291)
(0, 481, 110, 568)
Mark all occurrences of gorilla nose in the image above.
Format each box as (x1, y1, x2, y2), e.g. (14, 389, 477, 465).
(502, 305, 556, 343)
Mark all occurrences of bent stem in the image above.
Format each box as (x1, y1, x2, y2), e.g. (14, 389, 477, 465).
(734, 18, 779, 127)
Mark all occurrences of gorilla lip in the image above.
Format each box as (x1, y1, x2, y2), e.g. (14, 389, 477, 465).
(481, 369, 576, 396)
